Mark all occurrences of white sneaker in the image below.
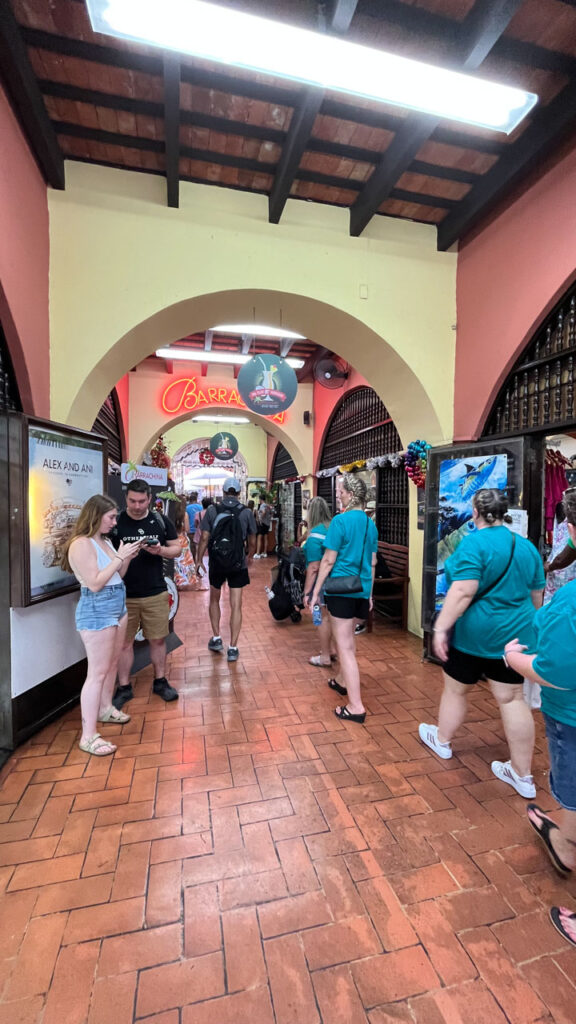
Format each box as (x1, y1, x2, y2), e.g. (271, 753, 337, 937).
(418, 723, 452, 760)
(253, 554, 261, 559)
(491, 760, 536, 799)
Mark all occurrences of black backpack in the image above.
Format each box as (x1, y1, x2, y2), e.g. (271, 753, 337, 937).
(208, 503, 245, 572)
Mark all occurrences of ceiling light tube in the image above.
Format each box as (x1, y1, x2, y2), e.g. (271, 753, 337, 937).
(191, 415, 250, 423)
(87, 0, 537, 133)
(211, 324, 305, 339)
(155, 347, 305, 369)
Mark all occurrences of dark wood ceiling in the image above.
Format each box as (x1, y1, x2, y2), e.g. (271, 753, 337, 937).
(2, 0, 576, 250)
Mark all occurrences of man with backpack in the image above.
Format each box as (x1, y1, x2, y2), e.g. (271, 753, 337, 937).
(195, 478, 257, 662)
(112, 479, 181, 708)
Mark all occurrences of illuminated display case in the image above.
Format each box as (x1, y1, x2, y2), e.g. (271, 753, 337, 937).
(9, 415, 107, 606)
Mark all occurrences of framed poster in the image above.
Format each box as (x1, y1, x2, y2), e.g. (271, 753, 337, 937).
(10, 416, 107, 606)
(421, 437, 527, 634)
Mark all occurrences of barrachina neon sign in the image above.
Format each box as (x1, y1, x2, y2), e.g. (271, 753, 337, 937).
(161, 377, 286, 424)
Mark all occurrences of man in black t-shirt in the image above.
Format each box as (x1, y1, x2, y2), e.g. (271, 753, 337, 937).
(112, 479, 180, 708)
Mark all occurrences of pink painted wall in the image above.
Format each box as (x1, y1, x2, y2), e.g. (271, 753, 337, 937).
(0, 84, 50, 416)
(454, 141, 576, 441)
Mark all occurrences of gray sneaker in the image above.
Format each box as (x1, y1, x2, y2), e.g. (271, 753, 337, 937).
(208, 636, 223, 653)
(227, 646, 239, 662)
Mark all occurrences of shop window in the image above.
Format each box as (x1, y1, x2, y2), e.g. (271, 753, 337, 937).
(320, 387, 401, 468)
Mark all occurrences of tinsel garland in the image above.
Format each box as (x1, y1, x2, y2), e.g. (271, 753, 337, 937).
(316, 451, 405, 477)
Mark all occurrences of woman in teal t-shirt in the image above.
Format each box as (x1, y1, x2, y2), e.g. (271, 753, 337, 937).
(504, 488, 576, 949)
(303, 497, 337, 669)
(419, 489, 545, 801)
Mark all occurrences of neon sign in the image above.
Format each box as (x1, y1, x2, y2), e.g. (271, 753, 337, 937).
(161, 377, 286, 424)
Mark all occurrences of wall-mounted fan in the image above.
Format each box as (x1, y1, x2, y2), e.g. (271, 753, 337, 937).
(313, 354, 350, 389)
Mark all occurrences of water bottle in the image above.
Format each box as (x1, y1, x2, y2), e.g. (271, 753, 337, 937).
(312, 604, 322, 626)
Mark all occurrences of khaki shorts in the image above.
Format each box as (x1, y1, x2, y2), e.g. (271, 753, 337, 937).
(125, 592, 170, 642)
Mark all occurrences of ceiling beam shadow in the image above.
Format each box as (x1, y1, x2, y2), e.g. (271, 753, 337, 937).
(0, 4, 64, 188)
(349, 0, 523, 237)
(268, 0, 358, 224)
(163, 55, 181, 208)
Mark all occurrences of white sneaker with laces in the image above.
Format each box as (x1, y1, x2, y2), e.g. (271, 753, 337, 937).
(418, 723, 452, 760)
(491, 759, 536, 799)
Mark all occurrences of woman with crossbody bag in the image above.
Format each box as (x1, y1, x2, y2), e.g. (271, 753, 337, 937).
(419, 489, 545, 797)
(308, 475, 379, 724)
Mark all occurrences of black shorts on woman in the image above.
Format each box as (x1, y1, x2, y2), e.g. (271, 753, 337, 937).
(444, 646, 522, 686)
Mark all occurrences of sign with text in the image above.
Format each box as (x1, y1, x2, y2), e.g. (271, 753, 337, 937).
(210, 431, 238, 461)
(238, 354, 297, 414)
(121, 463, 168, 486)
(160, 376, 286, 424)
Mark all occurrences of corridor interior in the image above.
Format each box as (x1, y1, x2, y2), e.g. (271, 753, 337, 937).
(0, 558, 574, 1024)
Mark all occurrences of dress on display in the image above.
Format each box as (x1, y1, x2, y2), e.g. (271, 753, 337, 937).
(174, 531, 196, 588)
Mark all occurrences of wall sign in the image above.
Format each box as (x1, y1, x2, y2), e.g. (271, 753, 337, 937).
(238, 354, 297, 414)
(161, 376, 286, 424)
(210, 431, 238, 461)
(121, 463, 168, 486)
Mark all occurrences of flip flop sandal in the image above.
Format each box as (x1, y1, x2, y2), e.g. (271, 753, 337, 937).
(328, 678, 347, 696)
(79, 733, 117, 757)
(527, 803, 572, 877)
(309, 655, 332, 667)
(334, 705, 366, 724)
(550, 907, 576, 947)
(98, 706, 131, 724)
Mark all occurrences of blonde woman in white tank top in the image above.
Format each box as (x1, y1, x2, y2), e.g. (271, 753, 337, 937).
(61, 495, 143, 757)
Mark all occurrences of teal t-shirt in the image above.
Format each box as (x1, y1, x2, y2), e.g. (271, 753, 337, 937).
(324, 510, 379, 600)
(304, 523, 328, 565)
(534, 580, 576, 726)
(445, 525, 545, 659)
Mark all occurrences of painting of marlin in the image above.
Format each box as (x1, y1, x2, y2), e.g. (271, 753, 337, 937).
(459, 456, 498, 499)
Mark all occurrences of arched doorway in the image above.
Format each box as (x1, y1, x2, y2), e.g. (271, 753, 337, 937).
(270, 442, 301, 553)
(171, 438, 249, 499)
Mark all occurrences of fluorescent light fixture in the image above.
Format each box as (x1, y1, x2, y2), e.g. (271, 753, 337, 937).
(212, 324, 305, 340)
(156, 347, 305, 369)
(87, 0, 537, 133)
(191, 415, 250, 423)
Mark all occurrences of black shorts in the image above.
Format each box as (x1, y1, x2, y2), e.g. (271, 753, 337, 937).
(444, 646, 523, 686)
(257, 523, 270, 535)
(209, 565, 250, 590)
(325, 595, 370, 620)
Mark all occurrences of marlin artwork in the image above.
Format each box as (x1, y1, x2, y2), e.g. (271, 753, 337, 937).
(459, 456, 498, 500)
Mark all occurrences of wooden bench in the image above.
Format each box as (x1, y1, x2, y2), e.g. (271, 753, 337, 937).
(368, 541, 410, 632)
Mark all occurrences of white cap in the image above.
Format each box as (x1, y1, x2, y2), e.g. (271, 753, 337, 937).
(224, 477, 241, 494)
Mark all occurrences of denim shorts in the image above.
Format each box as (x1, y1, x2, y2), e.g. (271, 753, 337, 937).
(543, 713, 576, 812)
(75, 583, 127, 632)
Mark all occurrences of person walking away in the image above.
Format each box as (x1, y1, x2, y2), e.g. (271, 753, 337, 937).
(419, 488, 544, 798)
(112, 479, 181, 707)
(61, 495, 143, 756)
(303, 497, 337, 668)
(174, 499, 196, 589)
(255, 497, 273, 558)
(196, 478, 256, 661)
(193, 497, 212, 585)
(503, 486, 576, 947)
(186, 490, 202, 559)
(308, 475, 378, 723)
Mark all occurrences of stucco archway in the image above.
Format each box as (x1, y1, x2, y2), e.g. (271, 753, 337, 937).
(66, 289, 444, 452)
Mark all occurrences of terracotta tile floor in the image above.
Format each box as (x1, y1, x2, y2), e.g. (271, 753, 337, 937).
(1, 561, 575, 1023)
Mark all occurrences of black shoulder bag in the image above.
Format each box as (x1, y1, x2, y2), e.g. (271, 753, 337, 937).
(324, 516, 370, 595)
(434, 532, 517, 637)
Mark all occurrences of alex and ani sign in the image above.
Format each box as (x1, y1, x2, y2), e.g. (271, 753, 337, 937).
(161, 377, 286, 424)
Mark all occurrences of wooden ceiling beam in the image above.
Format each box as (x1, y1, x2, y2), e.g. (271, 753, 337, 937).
(268, 0, 359, 224)
(349, 0, 523, 237)
(163, 55, 180, 208)
(437, 79, 576, 251)
(0, 6, 64, 189)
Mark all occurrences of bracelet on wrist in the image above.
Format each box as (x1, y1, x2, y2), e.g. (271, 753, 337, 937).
(502, 653, 510, 668)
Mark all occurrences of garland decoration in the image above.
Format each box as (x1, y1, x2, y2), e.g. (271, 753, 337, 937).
(366, 452, 405, 470)
(404, 439, 431, 487)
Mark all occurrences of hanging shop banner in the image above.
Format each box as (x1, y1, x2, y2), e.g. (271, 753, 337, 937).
(121, 462, 168, 486)
(237, 354, 297, 414)
(210, 432, 238, 461)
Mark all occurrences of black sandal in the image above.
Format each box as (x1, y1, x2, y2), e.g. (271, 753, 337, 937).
(527, 803, 572, 877)
(328, 678, 347, 696)
(334, 705, 366, 724)
(550, 907, 576, 947)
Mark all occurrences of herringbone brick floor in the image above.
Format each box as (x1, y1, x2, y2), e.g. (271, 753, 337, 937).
(1, 560, 575, 1023)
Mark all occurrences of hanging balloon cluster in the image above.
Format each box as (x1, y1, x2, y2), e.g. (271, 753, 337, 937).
(404, 440, 431, 487)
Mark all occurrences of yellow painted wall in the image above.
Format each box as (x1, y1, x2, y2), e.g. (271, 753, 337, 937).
(126, 360, 314, 471)
(48, 161, 458, 634)
(160, 419, 268, 478)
